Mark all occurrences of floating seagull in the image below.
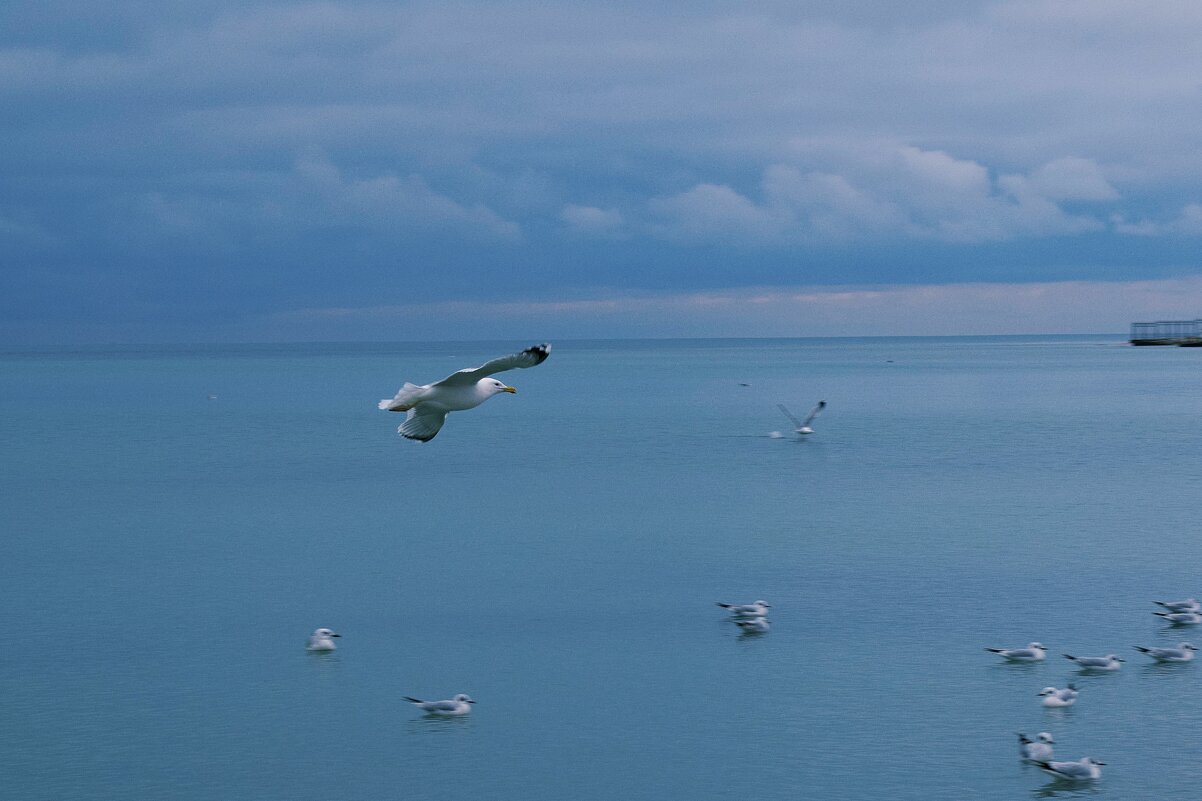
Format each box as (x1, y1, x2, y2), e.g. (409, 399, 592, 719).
(1155, 611, 1202, 625)
(1133, 642, 1197, 662)
(1039, 685, 1078, 707)
(306, 628, 341, 651)
(777, 401, 826, 435)
(1154, 597, 1201, 613)
(985, 642, 1047, 662)
(402, 694, 475, 716)
(735, 617, 770, 634)
(1033, 757, 1105, 780)
(378, 343, 551, 441)
(717, 601, 771, 618)
(1018, 732, 1055, 761)
(1063, 653, 1123, 671)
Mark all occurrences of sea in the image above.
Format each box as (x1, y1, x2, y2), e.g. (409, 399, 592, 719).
(3, 335, 1201, 800)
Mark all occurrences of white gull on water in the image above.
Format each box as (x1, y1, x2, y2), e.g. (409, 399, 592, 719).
(306, 628, 341, 651)
(985, 642, 1046, 662)
(1017, 732, 1054, 761)
(378, 344, 551, 441)
(735, 617, 770, 634)
(1154, 597, 1201, 613)
(1039, 685, 1078, 707)
(717, 601, 770, 618)
(403, 694, 476, 716)
(1133, 642, 1197, 662)
(1063, 653, 1123, 671)
(1154, 611, 1202, 625)
(1034, 757, 1105, 780)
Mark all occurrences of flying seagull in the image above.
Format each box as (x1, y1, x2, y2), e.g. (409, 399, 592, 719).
(777, 401, 826, 435)
(378, 343, 551, 441)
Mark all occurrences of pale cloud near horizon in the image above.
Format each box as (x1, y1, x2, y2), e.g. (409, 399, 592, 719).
(246, 277, 1202, 341)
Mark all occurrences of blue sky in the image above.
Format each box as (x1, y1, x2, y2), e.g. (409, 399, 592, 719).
(4, 0, 1202, 344)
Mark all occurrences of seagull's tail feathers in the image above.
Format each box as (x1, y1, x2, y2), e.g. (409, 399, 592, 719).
(402, 697, 423, 704)
(1063, 654, 1077, 660)
(985, 648, 1004, 653)
(379, 383, 422, 412)
(1133, 646, 1151, 653)
(716, 603, 733, 609)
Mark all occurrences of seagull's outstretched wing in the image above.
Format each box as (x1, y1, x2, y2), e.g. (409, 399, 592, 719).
(434, 344, 552, 387)
(399, 408, 449, 442)
(777, 404, 804, 429)
(800, 400, 826, 427)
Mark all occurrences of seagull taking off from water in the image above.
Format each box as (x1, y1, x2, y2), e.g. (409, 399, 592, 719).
(1133, 642, 1197, 662)
(717, 601, 771, 618)
(777, 401, 826, 435)
(402, 694, 476, 716)
(1018, 732, 1054, 761)
(378, 343, 551, 441)
(1033, 757, 1104, 780)
(985, 642, 1047, 662)
(1063, 653, 1123, 671)
(306, 628, 341, 651)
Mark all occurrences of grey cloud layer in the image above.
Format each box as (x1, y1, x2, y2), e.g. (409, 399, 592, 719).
(3, 1, 1201, 340)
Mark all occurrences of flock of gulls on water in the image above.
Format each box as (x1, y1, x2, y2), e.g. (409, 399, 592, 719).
(300, 343, 813, 716)
(987, 596, 1200, 782)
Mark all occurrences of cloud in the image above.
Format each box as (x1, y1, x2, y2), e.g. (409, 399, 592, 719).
(559, 204, 624, 235)
(290, 152, 521, 240)
(647, 147, 1107, 245)
(246, 276, 1202, 341)
(1112, 203, 1202, 236)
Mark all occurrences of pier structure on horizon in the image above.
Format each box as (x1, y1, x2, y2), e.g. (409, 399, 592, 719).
(1130, 319, 1202, 346)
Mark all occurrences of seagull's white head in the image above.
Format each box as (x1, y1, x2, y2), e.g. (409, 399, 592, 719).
(1037, 732, 1054, 743)
(1181, 643, 1197, 650)
(453, 694, 476, 704)
(481, 378, 517, 396)
(1028, 642, 1046, 650)
(313, 628, 340, 638)
(754, 600, 770, 607)
(1038, 687, 1057, 696)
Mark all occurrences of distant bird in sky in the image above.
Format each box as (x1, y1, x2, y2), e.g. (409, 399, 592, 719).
(1018, 732, 1054, 761)
(777, 400, 826, 435)
(985, 642, 1047, 662)
(1133, 642, 1197, 662)
(1039, 685, 1079, 707)
(403, 694, 476, 716)
(379, 343, 551, 441)
(1033, 757, 1105, 780)
(1155, 611, 1202, 625)
(306, 628, 341, 651)
(1063, 653, 1123, 671)
(1154, 597, 1201, 613)
(717, 600, 771, 618)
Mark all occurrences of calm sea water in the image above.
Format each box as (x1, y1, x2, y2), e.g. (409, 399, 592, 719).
(3, 336, 1202, 800)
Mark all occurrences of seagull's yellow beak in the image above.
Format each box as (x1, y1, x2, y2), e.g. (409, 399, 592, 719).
(501, 385, 517, 394)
